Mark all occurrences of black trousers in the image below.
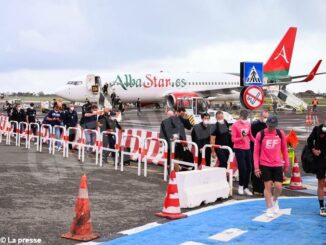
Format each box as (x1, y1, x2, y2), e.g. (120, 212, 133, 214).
(198, 148, 211, 166)
(68, 131, 76, 150)
(234, 149, 252, 189)
(216, 148, 230, 168)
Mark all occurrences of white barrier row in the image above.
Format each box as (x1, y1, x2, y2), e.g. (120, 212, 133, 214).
(0, 120, 236, 188)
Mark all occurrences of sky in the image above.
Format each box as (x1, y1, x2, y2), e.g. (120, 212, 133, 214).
(0, 0, 325, 94)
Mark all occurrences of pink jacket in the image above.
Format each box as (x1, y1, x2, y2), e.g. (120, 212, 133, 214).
(254, 128, 289, 170)
(231, 120, 255, 150)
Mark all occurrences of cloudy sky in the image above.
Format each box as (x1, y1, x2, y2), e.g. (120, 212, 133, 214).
(0, 0, 325, 93)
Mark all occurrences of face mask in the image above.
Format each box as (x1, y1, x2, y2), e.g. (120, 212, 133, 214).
(322, 127, 326, 132)
(263, 118, 267, 123)
(217, 120, 224, 124)
(70, 107, 74, 111)
(30, 107, 34, 109)
(203, 120, 209, 125)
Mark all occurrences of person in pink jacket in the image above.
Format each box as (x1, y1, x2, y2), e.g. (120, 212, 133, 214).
(232, 110, 255, 196)
(254, 115, 289, 218)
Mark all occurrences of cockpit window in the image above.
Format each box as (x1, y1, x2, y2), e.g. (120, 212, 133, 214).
(67, 81, 82, 85)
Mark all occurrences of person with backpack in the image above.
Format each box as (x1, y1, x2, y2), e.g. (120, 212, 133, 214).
(251, 110, 269, 195)
(307, 119, 326, 216)
(254, 115, 289, 218)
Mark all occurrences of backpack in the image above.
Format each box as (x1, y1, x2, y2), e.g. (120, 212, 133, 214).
(301, 126, 320, 174)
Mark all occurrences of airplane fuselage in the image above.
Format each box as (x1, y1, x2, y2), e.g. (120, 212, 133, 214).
(56, 72, 241, 103)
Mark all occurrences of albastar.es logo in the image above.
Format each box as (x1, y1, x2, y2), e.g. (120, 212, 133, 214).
(110, 74, 187, 90)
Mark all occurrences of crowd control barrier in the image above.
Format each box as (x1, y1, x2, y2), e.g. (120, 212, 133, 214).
(99, 131, 119, 168)
(171, 140, 199, 171)
(143, 137, 168, 181)
(39, 124, 53, 153)
(64, 127, 82, 160)
(27, 123, 40, 151)
(81, 129, 100, 165)
(18, 121, 29, 148)
(0, 117, 8, 143)
(201, 144, 234, 168)
(176, 168, 231, 208)
(6, 121, 19, 146)
(51, 125, 67, 157)
(120, 134, 142, 173)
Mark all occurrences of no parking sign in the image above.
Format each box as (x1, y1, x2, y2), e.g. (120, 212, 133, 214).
(240, 86, 264, 110)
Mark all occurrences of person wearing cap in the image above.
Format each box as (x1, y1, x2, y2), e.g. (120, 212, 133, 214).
(231, 109, 255, 196)
(254, 115, 289, 218)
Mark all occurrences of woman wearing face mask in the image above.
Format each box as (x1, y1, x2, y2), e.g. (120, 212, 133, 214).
(250, 110, 269, 195)
(307, 118, 326, 216)
(191, 113, 211, 167)
(232, 109, 255, 195)
(210, 111, 232, 168)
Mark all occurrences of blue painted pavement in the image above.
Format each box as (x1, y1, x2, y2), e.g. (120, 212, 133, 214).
(100, 197, 325, 245)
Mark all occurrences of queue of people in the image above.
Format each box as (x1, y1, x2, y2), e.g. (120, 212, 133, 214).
(4, 99, 325, 217)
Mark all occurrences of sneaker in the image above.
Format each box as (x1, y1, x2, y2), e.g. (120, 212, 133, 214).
(273, 200, 279, 214)
(320, 207, 326, 217)
(244, 188, 253, 196)
(238, 186, 244, 195)
(266, 208, 274, 218)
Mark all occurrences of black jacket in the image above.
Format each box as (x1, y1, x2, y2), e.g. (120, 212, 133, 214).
(308, 125, 326, 159)
(191, 123, 211, 149)
(64, 110, 78, 128)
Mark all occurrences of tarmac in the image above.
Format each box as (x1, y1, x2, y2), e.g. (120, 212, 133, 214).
(0, 107, 324, 245)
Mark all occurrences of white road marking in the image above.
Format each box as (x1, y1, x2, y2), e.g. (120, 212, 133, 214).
(180, 242, 207, 245)
(209, 228, 248, 242)
(119, 222, 161, 235)
(253, 208, 291, 222)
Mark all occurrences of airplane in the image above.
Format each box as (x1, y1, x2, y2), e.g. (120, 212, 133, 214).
(55, 27, 325, 110)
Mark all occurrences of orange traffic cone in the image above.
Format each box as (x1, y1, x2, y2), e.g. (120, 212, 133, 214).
(155, 170, 187, 220)
(286, 157, 306, 190)
(61, 174, 99, 241)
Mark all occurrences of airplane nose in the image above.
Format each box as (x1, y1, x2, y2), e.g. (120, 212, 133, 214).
(54, 86, 69, 99)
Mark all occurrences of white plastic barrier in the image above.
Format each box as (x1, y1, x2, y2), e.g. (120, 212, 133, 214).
(81, 129, 100, 165)
(120, 134, 142, 173)
(64, 127, 82, 160)
(201, 144, 234, 196)
(27, 123, 40, 151)
(39, 124, 53, 153)
(99, 130, 119, 168)
(171, 140, 199, 171)
(143, 137, 168, 181)
(51, 125, 67, 156)
(176, 168, 230, 208)
(6, 121, 19, 146)
(18, 122, 29, 148)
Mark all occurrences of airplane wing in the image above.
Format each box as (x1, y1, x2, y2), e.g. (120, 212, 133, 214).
(265, 59, 325, 85)
(227, 60, 325, 87)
